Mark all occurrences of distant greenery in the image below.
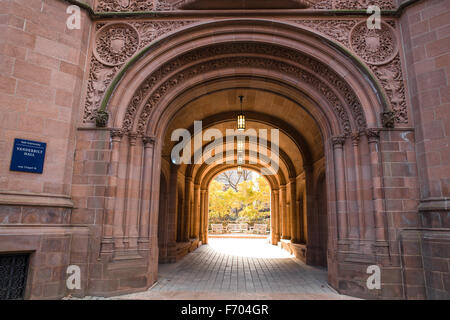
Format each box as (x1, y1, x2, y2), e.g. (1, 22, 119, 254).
(208, 173, 270, 227)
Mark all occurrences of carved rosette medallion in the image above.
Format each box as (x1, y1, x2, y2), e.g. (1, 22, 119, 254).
(94, 23, 140, 67)
(349, 21, 398, 66)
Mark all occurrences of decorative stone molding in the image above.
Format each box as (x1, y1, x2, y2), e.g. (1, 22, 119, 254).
(382, 110, 395, 128)
(121, 42, 365, 136)
(96, 0, 174, 12)
(294, 19, 407, 125)
(349, 21, 398, 66)
(83, 20, 195, 123)
(84, 19, 407, 127)
(128, 132, 138, 146)
(143, 136, 156, 145)
(176, 0, 312, 10)
(351, 133, 360, 146)
(110, 128, 124, 138)
(295, 20, 356, 47)
(131, 21, 195, 50)
(331, 135, 346, 147)
(96, 110, 109, 127)
(372, 56, 408, 124)
(312, 0, 395, 10)
(95, 0, 396, 11)
(365, 128, 380, 142)
(0, 191, 74, 208)
(94, 23, 140, 67)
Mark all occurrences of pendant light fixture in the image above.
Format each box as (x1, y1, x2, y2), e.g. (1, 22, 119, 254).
(237, 137, 244, 152)
(237, 95, 246, 131)
(237, 166, 243, 174)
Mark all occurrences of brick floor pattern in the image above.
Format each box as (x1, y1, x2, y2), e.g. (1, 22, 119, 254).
(114, 239, 353, 300)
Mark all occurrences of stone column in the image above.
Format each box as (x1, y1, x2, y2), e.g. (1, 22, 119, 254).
(113, 132, 130, 249)
(125, 132, 141, 249)
(272, 189, 280, 244)
(332, 135, 348, 241)
(138, 136, 155, 248)
(303, 165, 314, 245)
(280, 185, 289, 239)
(199, 189, 207, 243)
(203, 190, 209, 244)
(352, 133, 364, 240)
(366, 129, 386, 242)
(289, 178, 298, 243)
(102, 129, 123, 254)
(182, 177, 192, 242)
(194, 185, 201, 239)
(167, 164, 179, 258)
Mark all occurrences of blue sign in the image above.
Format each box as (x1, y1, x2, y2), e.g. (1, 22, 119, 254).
(10, 139, 47, 174)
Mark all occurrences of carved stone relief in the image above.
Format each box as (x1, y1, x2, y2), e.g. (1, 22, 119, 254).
(372, 56, 408, 124)
(294, 19, 408, 124)
(312, 0, 395, 10)
(94, 0, 396, 11)
(120, 42, 365, 136)
(96, 0, 174, 12)
(83, 21, 195, 123)
(83, 17, 408, 127)
(349, 21, 398, 66)
(94, 23, 140, 66)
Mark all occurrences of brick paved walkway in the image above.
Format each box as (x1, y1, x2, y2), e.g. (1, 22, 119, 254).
(115, 239, 353, 300)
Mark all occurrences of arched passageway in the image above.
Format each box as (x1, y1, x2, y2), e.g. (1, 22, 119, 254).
(93, 19, 392, 299)
(155, 87, 327, 268)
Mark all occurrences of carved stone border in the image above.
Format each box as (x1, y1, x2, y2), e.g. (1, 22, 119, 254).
(349, 21, 399, 66)
(121, 42, 366, 136)
(93, 23, 140, 67)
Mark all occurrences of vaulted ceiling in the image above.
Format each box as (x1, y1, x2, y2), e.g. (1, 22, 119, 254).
(161, 88, 324, 180)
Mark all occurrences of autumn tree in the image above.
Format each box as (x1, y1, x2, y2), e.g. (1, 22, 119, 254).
(208, 171, 270, 226)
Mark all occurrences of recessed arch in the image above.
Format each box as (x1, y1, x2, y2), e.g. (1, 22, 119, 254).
(102, 19, 389, 136)
(98, 17, 392, 299)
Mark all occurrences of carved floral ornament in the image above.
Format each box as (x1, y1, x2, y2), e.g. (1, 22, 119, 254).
(119, 42, 366, 136)
(94, 0, 396, 12)
(94, 23, 140, 66)
(294, 19, 407, 124)
(96, 0, 173, 11)
(84, 21, 195, 123)
(349, 21, 398, 66)
(85, 18, 408, 130)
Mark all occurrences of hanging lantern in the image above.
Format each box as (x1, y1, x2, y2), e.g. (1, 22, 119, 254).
(237, 138, 244, 152)
(237, 95, 246, 131)
(237, 166, 243, 174)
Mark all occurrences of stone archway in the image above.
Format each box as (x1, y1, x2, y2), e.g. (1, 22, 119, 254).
(90, 19, 392, 299)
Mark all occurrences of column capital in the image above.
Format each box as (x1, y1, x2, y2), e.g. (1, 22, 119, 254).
(272, 189, 279, 195)
(128, 132, 138, 146)
(200, 189, 207, 194)
(351, 132, 360, 146)
(365, 128, 381, 143)
(143, 135, 156, 146)
(110, 128, 124, 139)
(331, 135, 346, 148)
